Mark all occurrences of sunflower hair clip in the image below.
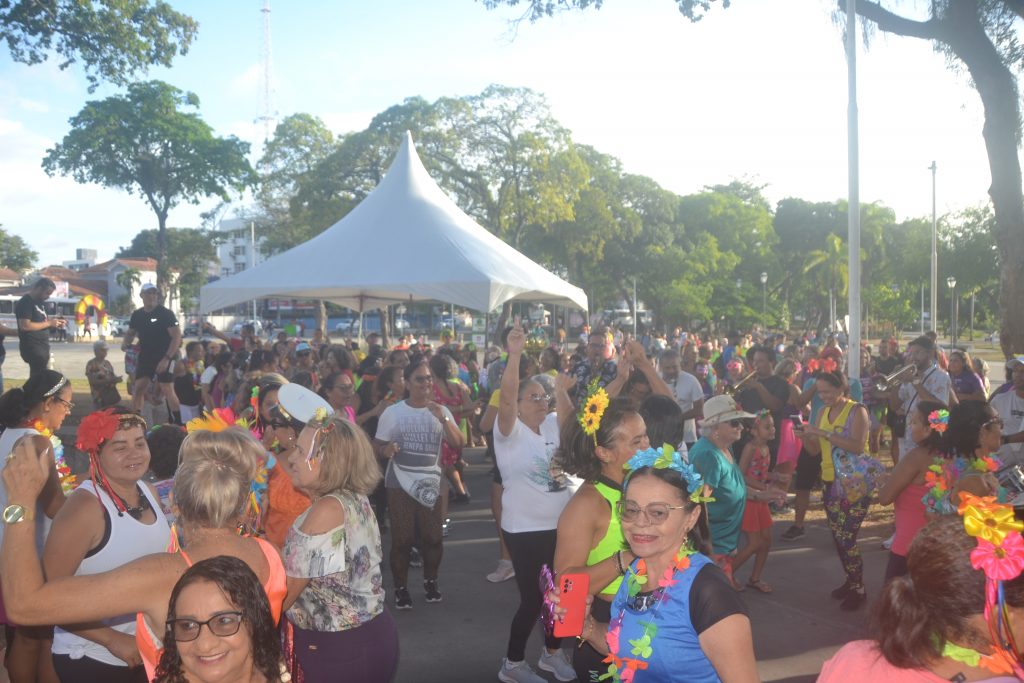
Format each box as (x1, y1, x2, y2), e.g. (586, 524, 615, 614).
(928, 408, 950, 433)
(577, 380, 609, 445)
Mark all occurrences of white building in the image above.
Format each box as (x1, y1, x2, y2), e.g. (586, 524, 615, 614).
(216, 218, 266, 280)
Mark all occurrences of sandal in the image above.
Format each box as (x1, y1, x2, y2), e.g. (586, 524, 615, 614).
(746, 579, 773, 594)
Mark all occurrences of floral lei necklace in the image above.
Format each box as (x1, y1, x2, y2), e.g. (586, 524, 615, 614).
(29, 420, 76, 493)
(601, 543, 696, 683)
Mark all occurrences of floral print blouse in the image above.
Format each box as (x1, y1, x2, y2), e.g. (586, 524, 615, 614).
(283, 490, 384, 631)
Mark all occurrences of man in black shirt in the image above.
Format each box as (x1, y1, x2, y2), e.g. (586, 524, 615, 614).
(123, 284, 182, 422)
(16, 278, 66, 378)
(734, 345, 790, 465)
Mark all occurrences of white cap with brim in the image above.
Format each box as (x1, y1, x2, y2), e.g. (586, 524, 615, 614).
(1007, 357, 1024, 370)
(701, 394, 757, 427)
(275, 384, 333, 430)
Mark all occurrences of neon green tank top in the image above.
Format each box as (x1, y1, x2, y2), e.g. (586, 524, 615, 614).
(586, 477, 624, 596)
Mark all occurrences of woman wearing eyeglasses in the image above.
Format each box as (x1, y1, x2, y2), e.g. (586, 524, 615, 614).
(155, 556, 286, 683)
(689, 395, 761, 589)
(373, 360, 463, 610)
(0, 370, 73, 683)
(494, 323, 577, 683)
(45, 408, 170, 683)
(317, 371, 358, 422)
(569, 450, 758, 682)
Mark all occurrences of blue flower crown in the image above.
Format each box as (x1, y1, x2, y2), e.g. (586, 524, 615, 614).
(623, 444, 714, 504)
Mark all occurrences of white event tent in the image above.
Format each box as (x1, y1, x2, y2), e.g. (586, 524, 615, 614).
(199, 131, 588, 316)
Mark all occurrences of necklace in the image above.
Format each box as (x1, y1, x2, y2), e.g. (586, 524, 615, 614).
(603, 544, 696, 682)
(940, 637, 1016, 675)
(106, 483, 151, 520)
(28, 420, 75, 493)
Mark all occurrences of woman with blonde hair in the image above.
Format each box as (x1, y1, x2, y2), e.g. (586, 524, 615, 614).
(276, 384, 397, 682)
(0, 427, 287, 680)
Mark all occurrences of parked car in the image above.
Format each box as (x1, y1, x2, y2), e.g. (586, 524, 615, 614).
(109, 317, 130, 337)
(231, 320, 264, 336)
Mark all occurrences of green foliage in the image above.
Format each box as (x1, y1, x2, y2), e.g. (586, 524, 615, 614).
(0, 226, 37, 272)
(116, 228, 218, 312)
(43, 81, 255, 288)
(0, 1, 197, 91)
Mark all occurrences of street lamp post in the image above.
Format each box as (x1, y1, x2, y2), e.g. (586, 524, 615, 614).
(760, 272, 768, 332)
(946, 276, 957, 349)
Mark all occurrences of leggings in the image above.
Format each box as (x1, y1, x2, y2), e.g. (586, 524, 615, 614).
(52, 654, 147, 683)
(292, 611, 399, 683)
(822, 483, 869, 591)
(573, 595, 612, 682)
(387, 487, 443, 587)
(502, 528, 561, 662)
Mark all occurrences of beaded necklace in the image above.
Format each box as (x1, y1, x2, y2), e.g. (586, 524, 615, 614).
(602, 543, 695, 683)
(29, 420, 75, 493)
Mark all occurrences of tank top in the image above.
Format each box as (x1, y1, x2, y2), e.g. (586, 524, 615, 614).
(893, 479, 931, 557)
(816, 399, 867, 482)
(52, 481, 171, 666)
(586, 477, 624, 596)
(135, 537, 287, 681)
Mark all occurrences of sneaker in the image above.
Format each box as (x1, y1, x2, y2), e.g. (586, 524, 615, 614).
(537, 648, 576, 682)
(882, 533, 895, 550)
(780, 525, 805, 541)
(487, 559, 516, 583)
(840, 589, 866, 611)
(442, 518, 450, 538)
(498, 658, 546, 683)
(424, 579, 443, 603)
(394, 587, 412, 610)
(409, 547, 424, 568)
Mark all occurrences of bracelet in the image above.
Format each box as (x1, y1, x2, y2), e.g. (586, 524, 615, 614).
(615, 549, 626, 575)
(577, 617, 593, 648)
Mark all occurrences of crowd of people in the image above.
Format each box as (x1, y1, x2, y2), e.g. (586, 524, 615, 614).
(0, 281, 1024, 681)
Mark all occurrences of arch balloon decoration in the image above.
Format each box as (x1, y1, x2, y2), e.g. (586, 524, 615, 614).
(75, 294, 108, 327)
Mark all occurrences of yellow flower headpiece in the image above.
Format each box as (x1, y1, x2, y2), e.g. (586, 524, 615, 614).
(578, 380, 609, 444)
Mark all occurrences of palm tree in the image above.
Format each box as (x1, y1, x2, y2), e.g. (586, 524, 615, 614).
(803, 234, 847, 331)
(115, 267, 142, 299)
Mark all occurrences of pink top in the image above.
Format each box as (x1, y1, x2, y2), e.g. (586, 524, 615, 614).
(820, 640, 1019, 682)
(892, 480, 930, 557)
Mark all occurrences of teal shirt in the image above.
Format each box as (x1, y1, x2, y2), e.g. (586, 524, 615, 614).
(690, 437, 746, 555)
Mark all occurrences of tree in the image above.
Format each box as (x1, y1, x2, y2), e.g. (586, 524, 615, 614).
(0, 226, 37, 272)
(0, 0, 197, 91)
(43, 81, 255, 291)
(115, 267, 142, 294)
(116, 228, 218, 311)
(482, 0, 1024, 355)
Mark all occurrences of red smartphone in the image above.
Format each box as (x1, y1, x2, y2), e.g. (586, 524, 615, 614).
(553, 572, 590, 638)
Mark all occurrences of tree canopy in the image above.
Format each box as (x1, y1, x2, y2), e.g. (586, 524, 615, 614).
(0, 0, 197, 91)
(0, 226, 38, 272)
(43, 80, 255, 291)
(116, 227, 218, 312)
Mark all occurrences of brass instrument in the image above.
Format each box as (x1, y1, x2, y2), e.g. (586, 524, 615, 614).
(874, 364, 917, 392)
(726, 371, 758, 396)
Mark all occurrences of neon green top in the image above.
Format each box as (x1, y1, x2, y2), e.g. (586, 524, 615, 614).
(587, 477, 624, 596)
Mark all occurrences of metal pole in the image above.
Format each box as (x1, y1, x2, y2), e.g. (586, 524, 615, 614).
(950, 286, 955, 349)
(954, 293, 959, 349)
(929, 161, 937, 333)
(250, 222, 257, 322)
(632, 278, 638, 339)
(846, 0, 861, 378)
(762, 281, 767, 331)
(970, 291, 975, 341)
(920, 282, 925, 334)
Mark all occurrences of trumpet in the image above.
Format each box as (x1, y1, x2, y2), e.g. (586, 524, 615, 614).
(874, 364, 917, 392)
(726, 371, 758, 396)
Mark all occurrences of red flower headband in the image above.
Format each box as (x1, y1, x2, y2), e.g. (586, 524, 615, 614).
(76, 409, 147, 455)
(806, 357, 838, 375)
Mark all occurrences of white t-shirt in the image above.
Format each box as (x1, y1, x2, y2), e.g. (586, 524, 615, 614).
(375, 401, 454, 491)
(991, 390, 1024, 466)
(672, 371, 704, 444)
(495, 412, 575, 533)
(898, 365, 952, 458)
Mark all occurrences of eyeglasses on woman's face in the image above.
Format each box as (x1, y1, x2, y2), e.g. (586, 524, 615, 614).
(56, 397, 74, 411)
(520, 393, 550, 404)
(411, 374, 433, 384)
(168, 611, 244, 642)
(616, 500, 686, 524)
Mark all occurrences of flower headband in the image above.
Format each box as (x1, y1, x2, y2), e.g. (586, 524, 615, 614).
(76, 409, 148, 455)
(186, 408, 246, 434)
(624, 444, 714, 504)
(956, 492, 1024, 677)
(303, 406, 336, 467)
(578, 379, 609, 444)
(806, 357, 838, 375)
(928, 409, 950, 434)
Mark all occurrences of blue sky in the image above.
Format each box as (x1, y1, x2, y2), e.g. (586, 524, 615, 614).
(0, 0, 1001, 268)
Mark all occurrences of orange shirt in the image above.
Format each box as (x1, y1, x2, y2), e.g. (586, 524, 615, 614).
(265, 460, 311, 547)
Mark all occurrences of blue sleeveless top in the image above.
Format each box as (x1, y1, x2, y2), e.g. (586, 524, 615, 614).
(610, 552, 721, 682)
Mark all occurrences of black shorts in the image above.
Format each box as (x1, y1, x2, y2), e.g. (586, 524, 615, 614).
(135, 355, 174, 383)
(794, 447, 821, 491)
(492, 464, 503, 486)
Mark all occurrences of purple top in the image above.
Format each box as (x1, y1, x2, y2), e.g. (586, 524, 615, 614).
(951, 370, 984, 397)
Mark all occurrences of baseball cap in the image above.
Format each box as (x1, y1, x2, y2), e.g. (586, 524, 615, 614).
(141, 283, 158, 293)
(295, 342, 312, 353)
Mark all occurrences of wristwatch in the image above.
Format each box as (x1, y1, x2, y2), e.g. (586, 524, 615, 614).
(2, 504, 33, 525)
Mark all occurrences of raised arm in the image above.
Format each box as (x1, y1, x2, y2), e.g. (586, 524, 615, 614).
(497, 324, 526, 438)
